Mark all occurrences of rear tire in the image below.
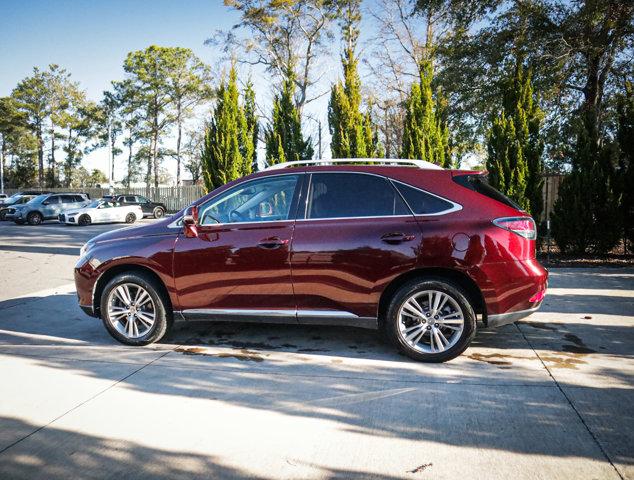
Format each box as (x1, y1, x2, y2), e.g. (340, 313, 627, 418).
(100, 272, 172, 346)
(153, 207, 165, 219)
(125, 213, 136, 224)
(385, 278, 476, 363)
(27, 212, 43, 225)
(78, 214, 91, 226)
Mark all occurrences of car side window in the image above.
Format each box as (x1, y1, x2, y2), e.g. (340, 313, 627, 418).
(73, 195, 85, 202)
(392, 181, 456, 215)
(136, 196, 149, 203)
(60, 195, 76, 204)
(46, 196, 60, 204)
(306, 173, 409, 219)
(198, 175, 300, 225)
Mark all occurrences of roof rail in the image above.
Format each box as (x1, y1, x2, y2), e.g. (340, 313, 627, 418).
(264, 158, 444, 171)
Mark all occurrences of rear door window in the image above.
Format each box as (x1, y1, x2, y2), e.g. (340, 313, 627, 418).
(392, 181, 456, 215)
(306, 173, 409, 219)
(61, 195, 76, 204)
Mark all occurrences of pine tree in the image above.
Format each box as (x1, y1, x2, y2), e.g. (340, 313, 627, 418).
(551, 110, 620, 254)
(486, 61, 543, 216)
(243, 79, 259, 172)
(401, 61, 449, 167)
(265, 71, 313, 166)
(201, 66, 248, 192)
(328, 0, 380, 159)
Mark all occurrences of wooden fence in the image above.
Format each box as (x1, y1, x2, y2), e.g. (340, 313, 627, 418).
(2, 185, 205, 213)
(541, 174, 566, 222)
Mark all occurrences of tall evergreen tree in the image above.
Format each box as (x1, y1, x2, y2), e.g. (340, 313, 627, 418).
(328, 0, 380, 159)
(486, 60, 543, 216)
(401, 61, 449, 167)
(242, 79, 258, 173)
(616, 81, 634, 252)
(551, 110, 620, 254)
(201, 66, 249, 192)
(265, 71, 313, 166)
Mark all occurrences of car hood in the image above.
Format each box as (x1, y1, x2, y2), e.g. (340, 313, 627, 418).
(87, 215, 179, 246)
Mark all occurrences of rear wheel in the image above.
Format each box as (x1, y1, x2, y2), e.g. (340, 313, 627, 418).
(385, 278, 476, 362)
(100, 272, 171, 346)
(78, 214, 91, 226)
(153, 207, 165, 219)
(27, 212, 43, 225)
(125, 212, 136, 224)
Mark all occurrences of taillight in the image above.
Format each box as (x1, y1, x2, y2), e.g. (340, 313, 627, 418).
(492, 216, 536, 240)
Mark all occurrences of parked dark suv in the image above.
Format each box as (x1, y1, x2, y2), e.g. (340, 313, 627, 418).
(75, 159, 547, 362)
(115, 195, 166, 219)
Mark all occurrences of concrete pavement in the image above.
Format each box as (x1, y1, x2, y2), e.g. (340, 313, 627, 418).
(0, 220, 632, 479)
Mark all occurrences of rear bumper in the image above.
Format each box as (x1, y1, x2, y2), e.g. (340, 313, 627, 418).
(486, 304, 541, 328)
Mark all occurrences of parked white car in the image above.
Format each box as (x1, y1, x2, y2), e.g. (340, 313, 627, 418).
(59, 200, 143, 226)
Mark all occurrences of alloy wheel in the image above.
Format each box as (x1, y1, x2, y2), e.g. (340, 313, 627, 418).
(106, 283, 156, 339)
(397, 290, 465, 354)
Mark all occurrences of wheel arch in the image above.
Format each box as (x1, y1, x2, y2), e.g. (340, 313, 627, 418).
(93, 264, 173, 317)
(378, 267, 486, 326)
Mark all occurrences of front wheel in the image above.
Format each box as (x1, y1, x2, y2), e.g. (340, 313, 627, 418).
(385, 279, 476, 363)
(153, 207, 165, 219)
(100, 272, 171, 346)
(78, 214, 91, 226)
(125, 212, 136, 224)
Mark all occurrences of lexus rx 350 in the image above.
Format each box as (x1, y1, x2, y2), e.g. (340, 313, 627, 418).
(75, 160, 547, 362)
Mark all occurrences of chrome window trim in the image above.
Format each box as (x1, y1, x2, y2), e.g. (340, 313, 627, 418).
(180, 308, 364, 319)
(390, 179, 463, 216)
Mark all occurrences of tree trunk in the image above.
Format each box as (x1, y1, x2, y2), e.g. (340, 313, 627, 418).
(37, 123, 44, 188)
(176, 105, 182, 186)
(127, 132, 133, 188)
(49, 128, 56, 187)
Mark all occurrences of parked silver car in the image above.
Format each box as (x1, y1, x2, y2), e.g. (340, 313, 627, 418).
(9, 193, 90, 225)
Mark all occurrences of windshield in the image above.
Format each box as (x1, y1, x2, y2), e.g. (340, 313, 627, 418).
(87, 200, 101, 208)
(28, 194, 48, 204)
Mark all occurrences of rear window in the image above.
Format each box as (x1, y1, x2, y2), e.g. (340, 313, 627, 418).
(392, 181, 455, 215)
(453, 174, 522, 210)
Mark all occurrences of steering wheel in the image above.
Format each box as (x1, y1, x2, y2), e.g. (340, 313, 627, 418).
(229, 210, 245, 222)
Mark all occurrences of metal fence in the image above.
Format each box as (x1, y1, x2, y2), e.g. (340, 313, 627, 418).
(2, 185, 205, 213)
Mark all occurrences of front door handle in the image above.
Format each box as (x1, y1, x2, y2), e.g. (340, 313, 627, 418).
(381, 232, 416, 244)
(258, 237, 289, 249)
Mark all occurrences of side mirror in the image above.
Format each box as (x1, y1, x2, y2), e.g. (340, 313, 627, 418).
(183, 205, 199, 238)
(42, 201, 49, 205)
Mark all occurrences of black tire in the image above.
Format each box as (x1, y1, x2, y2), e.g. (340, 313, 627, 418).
(0, 210, 6, 221)
(27, 212, 43, 225)
(153, 207, 165, 219)
(78, 214, 91, 226)
(384, 278, 476, 363)
(100, 272, 172, 346)
(125, 212, 136, 224)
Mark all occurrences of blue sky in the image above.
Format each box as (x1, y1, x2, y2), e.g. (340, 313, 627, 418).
(0, 0, 236, 99)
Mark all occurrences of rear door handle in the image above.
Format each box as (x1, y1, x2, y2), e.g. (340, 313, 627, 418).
(258, 237, 289, 249)
(381, 232, 416, 244)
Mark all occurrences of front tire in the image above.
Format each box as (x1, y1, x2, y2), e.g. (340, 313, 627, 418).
(153, 207, 165, 219)
(27, 212, 43, 225)
(125, 212, 136, 224)
(385, 278, 476, 363)
(78, 214, 91, 226)
(100, 272, 171, 346)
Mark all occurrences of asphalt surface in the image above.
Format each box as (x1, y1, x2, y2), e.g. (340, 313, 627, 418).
(0, 219, 632, 479)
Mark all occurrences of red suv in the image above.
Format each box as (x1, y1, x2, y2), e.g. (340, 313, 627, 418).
(75, 160, 547, 362)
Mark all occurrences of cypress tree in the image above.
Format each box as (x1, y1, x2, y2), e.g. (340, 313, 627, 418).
(265, 71, 313, 166)
(243, 79, 259, 172)
(328, 0, 380, 159)
(486, 61, 543, 215)
(401, 61, 449, 167)
(551, 110, 620, 254)
(201, 65, 249, 192)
